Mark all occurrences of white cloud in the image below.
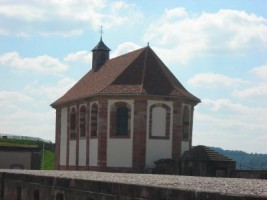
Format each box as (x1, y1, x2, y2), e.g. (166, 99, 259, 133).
(0, 91, 32, 104)
(0, 52, 68, 75)
(24, 77, 77, 101)
(250, 63, 267, 80)
(144, 9, 267, 64)
(193, 98, 267, 153)
(64, 51, 92, 64)
(0, 90, 55, 141)
(111, 42, 141, 58)
(188, 72, 248, 87)
(0, 0, 142, 37)
(0, 108, 55, 141)
(233, 83, 267, 98)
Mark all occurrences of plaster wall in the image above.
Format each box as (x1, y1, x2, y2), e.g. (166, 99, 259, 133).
(0, 152, 31, 169)
(151, 107, 166, 137)
(181, 141, 190, 156)
(146, 100, 173, 168)
(78, 139, 86, 166)
(107, 100, 134, 168)
(60, 107, 67, 166)
(69, 140, 76, 166)
(89, 139, 98, 166)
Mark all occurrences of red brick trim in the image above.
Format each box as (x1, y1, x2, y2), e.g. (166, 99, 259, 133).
(66, 107, 70, 169)
(97, 100, 108, 170)
(132, 99, 147, 172)
(148, 103, 171, 139)
(86, 102, 90, 168)
(76, 105, 79, 169)
(172, 101, 182, 166)
(55, 108, 61, 170)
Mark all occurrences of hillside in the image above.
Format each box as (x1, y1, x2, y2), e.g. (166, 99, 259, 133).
(210, 147, 267, 170)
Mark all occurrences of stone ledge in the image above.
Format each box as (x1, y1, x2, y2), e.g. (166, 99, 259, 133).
(1, 170, 267, 199)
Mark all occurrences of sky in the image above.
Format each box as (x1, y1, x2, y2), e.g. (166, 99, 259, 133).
(0, 0, 267, 153)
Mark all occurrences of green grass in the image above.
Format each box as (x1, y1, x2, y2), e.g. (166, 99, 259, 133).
(0, 141, 38, 148)
(41, 150, 55, 170)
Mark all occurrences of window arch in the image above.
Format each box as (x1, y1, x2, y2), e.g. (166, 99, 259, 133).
(70, 107, 76, 139)
(110, 101, 131, 137)
(79, 106, 86, 137)
(90, 103, 98, 137)
(149, 103, 171, 139)
(182, 105, 190, 141)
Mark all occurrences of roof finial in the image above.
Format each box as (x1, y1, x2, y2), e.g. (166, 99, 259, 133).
(100, 26, 103, 41)
(147, 42, 150, 47)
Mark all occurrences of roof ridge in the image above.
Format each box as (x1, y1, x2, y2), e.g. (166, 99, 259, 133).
(139, 46, 149, 93)
(98, 47, 146, 95)
(150, 49, 200, 102)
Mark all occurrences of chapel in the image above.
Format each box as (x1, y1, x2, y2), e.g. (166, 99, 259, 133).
(51, 38, 200, 172)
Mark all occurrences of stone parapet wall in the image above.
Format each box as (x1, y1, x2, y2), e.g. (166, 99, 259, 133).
(232, 170, 267, 179)
(0, 170, 267, 200)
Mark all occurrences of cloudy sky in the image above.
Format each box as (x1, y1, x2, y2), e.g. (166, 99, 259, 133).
(0, 0, 266, 153)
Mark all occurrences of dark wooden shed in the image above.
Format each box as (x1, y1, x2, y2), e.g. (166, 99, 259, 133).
(181, 145, 236, 177)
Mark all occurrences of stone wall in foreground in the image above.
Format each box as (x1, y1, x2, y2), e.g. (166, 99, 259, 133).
(0, 170, 267, 200)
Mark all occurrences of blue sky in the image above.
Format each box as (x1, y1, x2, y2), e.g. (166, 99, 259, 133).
(0, 0, 266, 153)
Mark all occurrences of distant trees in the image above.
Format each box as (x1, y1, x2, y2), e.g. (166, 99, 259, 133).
(210, 147, 267, 170)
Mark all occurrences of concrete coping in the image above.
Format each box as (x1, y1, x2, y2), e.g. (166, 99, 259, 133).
(1, 169, 267, 198)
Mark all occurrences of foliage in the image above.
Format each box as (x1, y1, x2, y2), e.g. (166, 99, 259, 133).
(41, 150, 55, 170)
(210, 147, 267, 170)
(0, 138, 54, 151)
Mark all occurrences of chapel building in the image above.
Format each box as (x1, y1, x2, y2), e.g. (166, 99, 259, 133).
(51, 38, 200, 172)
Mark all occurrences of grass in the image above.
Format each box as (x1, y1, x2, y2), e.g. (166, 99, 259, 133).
(41, 150, 55, 170)
(0, 141, 38, 148)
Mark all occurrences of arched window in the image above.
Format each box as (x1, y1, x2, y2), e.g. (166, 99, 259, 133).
(182, 106, 190, 141)
(33, 190, 39, 200)
(90, 103, 98, 137)
(110, 102, 131, 137)
(79, 106, 86, 137)
(70, 107, 76, 139)
(116, 107, 128, 135)
(55, 193, 64, 200)
(16, 186, 22, 200)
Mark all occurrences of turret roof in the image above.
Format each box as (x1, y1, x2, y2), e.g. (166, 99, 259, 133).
(51, 46, 200, 107)
(92, 38, 111, 51)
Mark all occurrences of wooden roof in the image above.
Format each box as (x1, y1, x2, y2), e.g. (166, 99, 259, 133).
(51, 46, 200, 107)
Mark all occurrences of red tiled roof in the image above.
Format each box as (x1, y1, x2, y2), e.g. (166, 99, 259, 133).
(51, 46, 200, 107)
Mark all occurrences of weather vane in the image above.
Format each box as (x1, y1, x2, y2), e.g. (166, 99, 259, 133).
(100, 26, 103, 40)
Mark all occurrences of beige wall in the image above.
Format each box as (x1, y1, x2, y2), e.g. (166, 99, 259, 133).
(60, 107, 68, 166)
(0, 151, 32, 169)
(146, 100, 173, 168)
(107, 100, 134, 168)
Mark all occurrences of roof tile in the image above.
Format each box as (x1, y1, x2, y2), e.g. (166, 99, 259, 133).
(51, 46, 200, 107)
